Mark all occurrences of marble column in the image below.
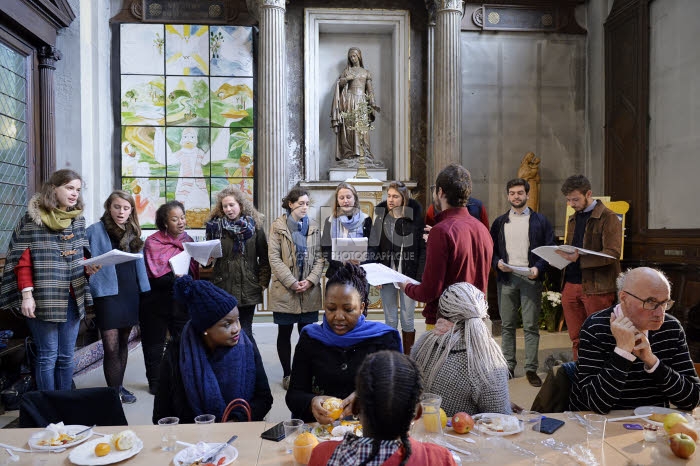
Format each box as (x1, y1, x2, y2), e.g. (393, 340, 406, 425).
(255, 0, 287, 230)
(432, 0, 464, 173)
(425, 1, 437, 186)
(38, 45, 62, 183)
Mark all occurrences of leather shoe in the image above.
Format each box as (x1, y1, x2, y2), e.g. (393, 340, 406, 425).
(525, 371, 542, 387)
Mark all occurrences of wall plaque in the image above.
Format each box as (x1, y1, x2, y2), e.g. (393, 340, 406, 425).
(141, 0, 229, 24)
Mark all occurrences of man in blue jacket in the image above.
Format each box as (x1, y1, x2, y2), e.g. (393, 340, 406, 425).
(490, 178, 555, 387)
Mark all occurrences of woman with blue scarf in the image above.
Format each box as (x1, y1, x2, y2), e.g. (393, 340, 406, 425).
(152, 276, 272, 423)
(205, 185, 270, 344)
(286, 262, 402, 424)
(321, 182, 372, 280)
(268, 186, 325, 391)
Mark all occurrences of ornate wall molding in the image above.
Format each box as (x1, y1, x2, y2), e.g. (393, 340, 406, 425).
(463, 2, 585, 34)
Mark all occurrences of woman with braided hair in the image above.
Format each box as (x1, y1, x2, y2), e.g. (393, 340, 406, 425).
(411, 282, 512, 416)
(309, 350, 457, 466)
(286, 262, 402, 423)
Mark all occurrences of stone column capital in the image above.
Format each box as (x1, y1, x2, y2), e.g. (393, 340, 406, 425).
(429, 0, 464, 15)
(247, 0, 286, 21)
(424, 0, 437, 25)
(39, 46, 63, 70)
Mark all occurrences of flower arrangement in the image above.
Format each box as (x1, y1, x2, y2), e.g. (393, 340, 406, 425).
(540, 275, 563, 332)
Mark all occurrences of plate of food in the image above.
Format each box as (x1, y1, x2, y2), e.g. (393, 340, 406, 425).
(473, 413, 522, 436)
(634, 406, 693, 427)
(29, 423, 93, 451)
(172, 442, 238, 466)
(69, 430, 143, 465)
(311, 419, 363, 441)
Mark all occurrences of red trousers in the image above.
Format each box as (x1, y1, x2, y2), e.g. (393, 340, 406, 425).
(561, 283, 615, 360)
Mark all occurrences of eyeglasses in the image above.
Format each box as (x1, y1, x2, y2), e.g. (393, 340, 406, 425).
(623, 290, 674, 311)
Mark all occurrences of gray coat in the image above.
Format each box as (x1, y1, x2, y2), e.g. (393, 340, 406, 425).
(267, 215, 324, 315)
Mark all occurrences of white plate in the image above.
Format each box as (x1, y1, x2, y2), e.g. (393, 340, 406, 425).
(633, 406, 693, 427)
(473, 413, 522, 436)
(69, 436, 143, 465)
(29, 425, 93, 451)
(172, 443, 238, 466)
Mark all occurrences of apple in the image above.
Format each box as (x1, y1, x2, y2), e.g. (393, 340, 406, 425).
(452, 412, 475, 434)
(669, 433, 696, 459)
(664, 413, 690, 433)
(669, 422, 699, 442)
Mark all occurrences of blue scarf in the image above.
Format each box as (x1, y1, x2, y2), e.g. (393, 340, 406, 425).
(179, 322, 257, 421)
(288, 215, 309, 280)
(330, 210, 367, 239)
(303, 314, 402, 351)
(205, 216, 255, 254)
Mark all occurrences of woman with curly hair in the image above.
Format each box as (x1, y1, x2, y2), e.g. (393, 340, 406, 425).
(87, 191, 150, 403)
(205, 185, 270, 344)
(309, 350, 457, 466)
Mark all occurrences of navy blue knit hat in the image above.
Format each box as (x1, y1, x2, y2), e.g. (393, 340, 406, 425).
(173, 275, 238, 333)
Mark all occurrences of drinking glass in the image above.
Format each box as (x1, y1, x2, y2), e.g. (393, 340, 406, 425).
(283, 419, 304, 454)
(517, 411, 542, 445)
(419, 393, 443, 443)
(157, 416, 179, 451)
(194, 414, 215, 424)
(584, 414, 607, 451)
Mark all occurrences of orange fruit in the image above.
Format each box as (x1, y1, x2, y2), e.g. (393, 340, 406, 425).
(322, 397, 343, 421)
(95, 443, 111, 457)
(293, 432, 319, 465)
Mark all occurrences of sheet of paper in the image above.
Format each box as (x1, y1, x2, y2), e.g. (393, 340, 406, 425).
(183, 239, 222, 266)
(169, 250, 192, 276)
(332, 237, 368, 263)
(360, 263, 420, 287)
(532, 245, 617, 270)
(502, 263, 531, 276)
(79, 249, 143, 267)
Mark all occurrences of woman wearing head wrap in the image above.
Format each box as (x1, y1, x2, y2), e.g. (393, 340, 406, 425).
(411, 282, 511, 416)
(152, 276, 272, 423)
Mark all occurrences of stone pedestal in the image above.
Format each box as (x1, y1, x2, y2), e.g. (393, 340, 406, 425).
(329, 168, 388, 182)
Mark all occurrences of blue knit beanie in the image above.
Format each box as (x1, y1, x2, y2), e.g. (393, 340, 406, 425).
(173, 275, 238, 333)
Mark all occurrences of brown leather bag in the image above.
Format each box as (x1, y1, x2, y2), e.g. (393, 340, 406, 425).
(221, 398, 251, 422)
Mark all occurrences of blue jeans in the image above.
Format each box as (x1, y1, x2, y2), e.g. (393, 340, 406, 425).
(497, 275, 542, 373)
(25, 297, 80, 391)
(380, 285, 415, 332)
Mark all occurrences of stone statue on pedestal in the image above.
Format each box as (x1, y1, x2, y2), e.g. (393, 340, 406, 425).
(517, 151, 541, 212)
(330, 47, 382, 168)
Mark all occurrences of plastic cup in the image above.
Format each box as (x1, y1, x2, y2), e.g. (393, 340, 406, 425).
(584, 413, 607, 451)
(283, 419, 304, 454)
(157, 416, 179, 451)
(194, 414, 215, 424)
(419, 393, 443, 443)
(518, 410, 542, 445)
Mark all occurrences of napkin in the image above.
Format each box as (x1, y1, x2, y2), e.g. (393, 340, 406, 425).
(36, 422, 67, 444)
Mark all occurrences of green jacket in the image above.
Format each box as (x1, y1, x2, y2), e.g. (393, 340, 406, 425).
(268, 215, 324, 315)
(209, 228, 271, 306)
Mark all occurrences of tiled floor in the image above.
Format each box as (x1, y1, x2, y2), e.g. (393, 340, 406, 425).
(1, 318, 573, 428)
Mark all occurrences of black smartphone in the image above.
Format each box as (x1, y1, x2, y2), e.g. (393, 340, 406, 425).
(261, 421, 286, 441)
(538, 416, 565, 434)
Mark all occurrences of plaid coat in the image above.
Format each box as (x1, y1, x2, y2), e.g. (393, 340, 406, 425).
(0, 195, 92, 321)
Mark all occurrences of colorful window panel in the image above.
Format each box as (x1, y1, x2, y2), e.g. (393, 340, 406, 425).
(119, 24, 254, 229)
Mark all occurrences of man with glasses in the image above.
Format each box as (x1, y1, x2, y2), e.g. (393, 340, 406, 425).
(556, 175, 621, 360)
(569, 267, 700, 413)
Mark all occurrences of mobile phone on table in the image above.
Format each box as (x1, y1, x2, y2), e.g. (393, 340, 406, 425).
(261, 421, 286, 441)
(538, 416, 565, 434)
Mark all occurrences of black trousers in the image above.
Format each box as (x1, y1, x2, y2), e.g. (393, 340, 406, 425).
(138, 274, 188, 392)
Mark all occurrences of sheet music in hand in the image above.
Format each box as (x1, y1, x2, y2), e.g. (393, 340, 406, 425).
(332, 237, 368, 263)
(79, 249, 143, 267)
(183, 239, 223, 266)
(169, 250, 192, 276)
(532, 245, 616, 270)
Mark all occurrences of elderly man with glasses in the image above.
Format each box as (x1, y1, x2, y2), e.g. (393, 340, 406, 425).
(569, 267, 700, 413)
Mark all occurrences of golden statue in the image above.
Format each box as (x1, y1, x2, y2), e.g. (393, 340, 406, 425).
(517, 152, 541, 212)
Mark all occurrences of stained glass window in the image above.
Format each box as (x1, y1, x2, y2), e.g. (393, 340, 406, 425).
(119, 24, 255, 229)
(0, 42, 29, 253)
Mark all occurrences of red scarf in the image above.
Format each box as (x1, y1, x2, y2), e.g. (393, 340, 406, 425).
(144, 230, 199, 279)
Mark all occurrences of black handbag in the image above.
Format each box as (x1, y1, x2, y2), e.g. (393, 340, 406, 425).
(0, 337, 37, 410)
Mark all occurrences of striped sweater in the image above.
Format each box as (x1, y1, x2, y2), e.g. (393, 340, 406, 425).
(569, 306, 700, 413)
